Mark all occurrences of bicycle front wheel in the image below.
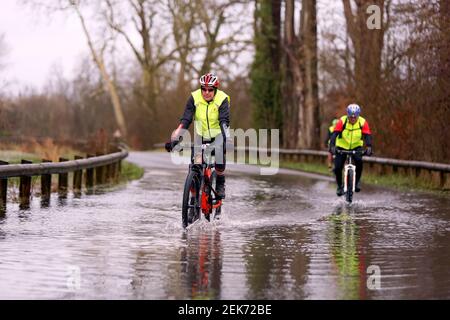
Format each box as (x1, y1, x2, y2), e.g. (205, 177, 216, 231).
(182, 170, 201, 228)
(210, 170, 222, 220)
(346, 169, 353, 203)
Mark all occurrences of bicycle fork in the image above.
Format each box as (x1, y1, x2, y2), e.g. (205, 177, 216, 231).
(343, 164, 356, 193)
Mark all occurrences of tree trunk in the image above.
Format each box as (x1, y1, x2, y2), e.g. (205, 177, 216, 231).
(438, 0, 450, 161)
(343, 0, 385, 114)
(439, 0, 450, 89)
(250, 0, 282, 130)
(298, 0, 320, 149)
(73, 3, 127, 139)
(282, 0, 301, 148)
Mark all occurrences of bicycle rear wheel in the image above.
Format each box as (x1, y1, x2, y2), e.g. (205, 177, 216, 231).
(182, 170, 201, 228)
(346, 169, 353, 203)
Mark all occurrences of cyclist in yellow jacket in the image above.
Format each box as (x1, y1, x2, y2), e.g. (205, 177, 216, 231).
(329, 104, 372, 196)
(166, 73, 230, 199)
(325, 118, 338, 171)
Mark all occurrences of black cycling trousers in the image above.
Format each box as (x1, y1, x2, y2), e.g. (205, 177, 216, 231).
(333, 147, 363, 187)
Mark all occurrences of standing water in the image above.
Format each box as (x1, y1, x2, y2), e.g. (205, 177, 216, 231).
(0, 152, 449, 299)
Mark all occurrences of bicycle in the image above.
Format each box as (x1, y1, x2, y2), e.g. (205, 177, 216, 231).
(335, 149, 365, 203)
(169, 139, 223, 228)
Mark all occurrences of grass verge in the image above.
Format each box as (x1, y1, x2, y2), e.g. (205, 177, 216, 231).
(119, 160, 144, 182)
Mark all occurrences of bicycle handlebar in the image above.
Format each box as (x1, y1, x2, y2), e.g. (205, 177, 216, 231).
(336, 149, 372, 156)
(336, 149, 364, 154)
(165, 136, 183, 152)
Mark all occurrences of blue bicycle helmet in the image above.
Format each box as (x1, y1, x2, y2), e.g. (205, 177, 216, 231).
(347, 104, 361, 117)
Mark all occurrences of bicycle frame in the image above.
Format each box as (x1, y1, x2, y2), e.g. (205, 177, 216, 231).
(336, 149, 364, 203)
(195, 144, 222, 216)
(177, 139, 224, 228)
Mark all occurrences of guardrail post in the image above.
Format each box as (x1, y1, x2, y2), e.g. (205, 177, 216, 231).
(429, 169, 435, 188)
(368, 162, 374, 174)
(111, 161, 118, 183)
(19, 160, 32, 209)
(86, 154, 95, 193)
(111, 162, 117, 183)
(0, 160, 8, 211)
(95, 153, 105, 185)
(105, 163, 113, 184)
(381, 163, 389, 176)
(415, 167, 421, 178)
(41, 159, 52, 206)
(58, 158, 69, 197)
(73, 156, 83, 196)
(440, 171, 447, 189)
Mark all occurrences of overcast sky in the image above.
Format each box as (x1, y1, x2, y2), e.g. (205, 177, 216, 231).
(0, 0, 87, 93)
(0, 0, 344, 95)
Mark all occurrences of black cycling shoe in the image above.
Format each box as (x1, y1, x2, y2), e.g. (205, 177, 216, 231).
(355, 181, 361, 192)
(216, 176, 225, 199)
(336, 186, 344, 197)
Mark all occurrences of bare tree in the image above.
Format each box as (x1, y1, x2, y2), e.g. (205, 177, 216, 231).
(22, 0, 128, 139)
(439, 0, 450, 92)
(280, 0, 320, 149)
(342, 0, 386, 110)
(104, 0, 180, 115)
(193, 0, 252, 77)
(166, 0, 197, 94)
(71, 1, 127, 139)
(299, 0, 320, 149)
(282, 0, 301, 147)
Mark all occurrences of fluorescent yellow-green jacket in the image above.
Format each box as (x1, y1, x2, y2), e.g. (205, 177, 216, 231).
(191, 89, 230, 139)
(335, 115, 367, 150)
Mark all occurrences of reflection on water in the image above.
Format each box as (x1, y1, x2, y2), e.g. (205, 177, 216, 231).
(180, 229, 223, 299)
(244, 226, 310, 299)
(327, 204, 366, 300)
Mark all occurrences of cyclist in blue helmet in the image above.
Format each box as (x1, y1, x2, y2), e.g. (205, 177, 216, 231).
(329, 104, 373, 196)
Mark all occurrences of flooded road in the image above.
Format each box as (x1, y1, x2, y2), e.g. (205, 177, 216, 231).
(0, 151, 449, 299)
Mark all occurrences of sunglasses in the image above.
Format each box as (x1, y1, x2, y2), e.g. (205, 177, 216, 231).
(201, 87, 215, 93)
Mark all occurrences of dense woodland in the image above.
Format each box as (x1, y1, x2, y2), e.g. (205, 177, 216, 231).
(0, 0, 448, 162)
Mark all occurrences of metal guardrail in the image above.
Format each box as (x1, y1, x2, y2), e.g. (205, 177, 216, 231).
(254, 147, 449, 188)
(155, 142, 450, 188)
(0, 149, 128, 178)
(0, 147, 129, 209)
(273, 148, 450, 173)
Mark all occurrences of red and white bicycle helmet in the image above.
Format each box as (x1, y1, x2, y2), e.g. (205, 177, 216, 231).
(199, 73, 220, 88)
